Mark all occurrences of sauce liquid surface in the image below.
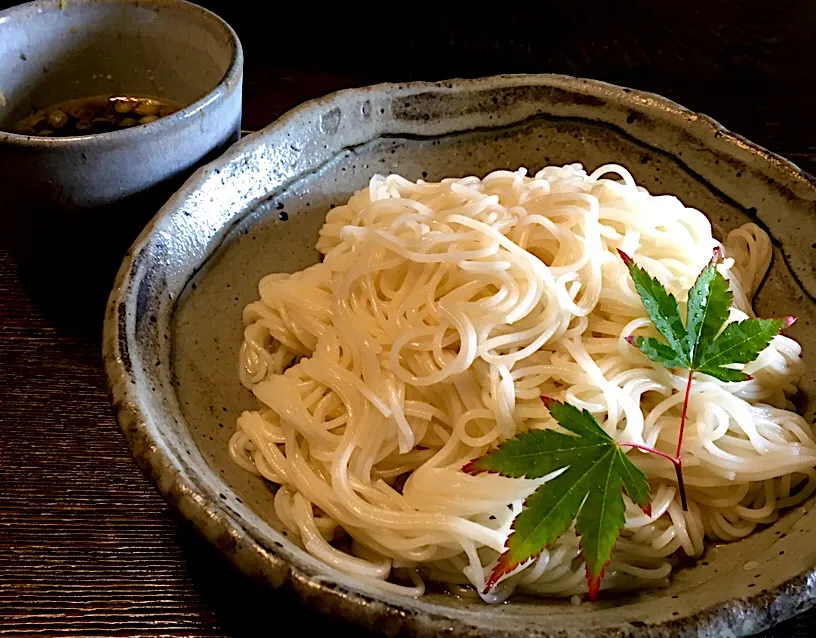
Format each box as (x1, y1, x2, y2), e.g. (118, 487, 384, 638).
(11, 95, 183, 137)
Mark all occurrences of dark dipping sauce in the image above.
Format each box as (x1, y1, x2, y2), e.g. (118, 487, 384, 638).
(11, 94, 183, 137)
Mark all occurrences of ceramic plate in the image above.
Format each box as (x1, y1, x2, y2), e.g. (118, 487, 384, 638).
(103, 75, 816, 637)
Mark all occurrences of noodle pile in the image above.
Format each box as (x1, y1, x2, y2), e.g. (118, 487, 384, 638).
(230, 164, 815, 601)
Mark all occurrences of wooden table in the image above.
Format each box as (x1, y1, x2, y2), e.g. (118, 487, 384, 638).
(2, 4, 816, 634)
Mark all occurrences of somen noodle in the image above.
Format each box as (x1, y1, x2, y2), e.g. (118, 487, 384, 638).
(230, 164, 814, 601)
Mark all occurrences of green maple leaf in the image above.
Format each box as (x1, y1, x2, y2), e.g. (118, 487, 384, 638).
(620, 248, 792, 383)
(463, 398, 651, 600)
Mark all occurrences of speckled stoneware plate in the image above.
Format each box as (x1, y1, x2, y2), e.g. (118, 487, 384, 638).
(103, 75, 816, 637)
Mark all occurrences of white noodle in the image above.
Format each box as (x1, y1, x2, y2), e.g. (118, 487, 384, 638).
(230, 164, 814, 600)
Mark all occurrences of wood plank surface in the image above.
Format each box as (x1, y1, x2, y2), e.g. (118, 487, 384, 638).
(2, 1, 816, 634)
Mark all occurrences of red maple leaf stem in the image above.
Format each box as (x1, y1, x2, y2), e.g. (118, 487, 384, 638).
(674, 369, 694, 511)
(623, 371, 693, 511)
(619, 442, 678, 465)
(619, 441, 687, 510)
(676, 369, 694, 457)
(621, 372, 692, 511)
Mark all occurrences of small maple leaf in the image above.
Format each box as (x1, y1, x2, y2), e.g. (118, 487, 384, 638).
(619, 248, 794, 508)
(463, 397, 651, 600)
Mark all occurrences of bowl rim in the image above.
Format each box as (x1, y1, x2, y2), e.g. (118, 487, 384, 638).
(103, 72, 816, 637)
(0, 0, 243, 147)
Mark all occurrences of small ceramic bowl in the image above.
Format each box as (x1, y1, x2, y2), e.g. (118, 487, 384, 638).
(0, 0, 242, 328)
(104, 75, 816, 636)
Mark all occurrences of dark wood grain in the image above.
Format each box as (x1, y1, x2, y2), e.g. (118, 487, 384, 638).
(2, 2, 816, 634)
